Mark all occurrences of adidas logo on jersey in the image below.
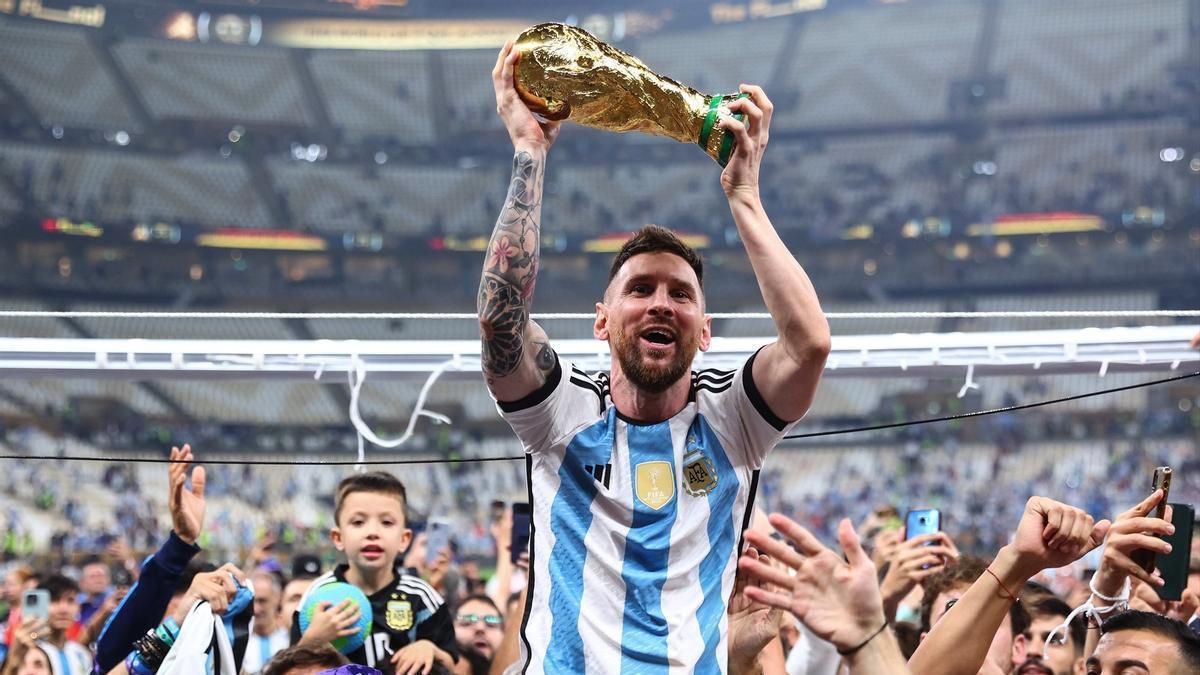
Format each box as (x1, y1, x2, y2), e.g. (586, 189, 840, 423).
(584, 463, 612, 489)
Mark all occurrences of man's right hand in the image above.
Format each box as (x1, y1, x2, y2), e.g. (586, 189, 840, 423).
(492, 40, 561, 151)
(168, 444, 206, 545)
(1004, 497, 1109, 580)
(171, 563, 247, 624)
(299, 598, 362, 646)
(1093, 489, 1174, 595)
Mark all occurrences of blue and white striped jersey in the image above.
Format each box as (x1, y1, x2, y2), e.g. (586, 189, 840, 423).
(496, 349, 795, 674)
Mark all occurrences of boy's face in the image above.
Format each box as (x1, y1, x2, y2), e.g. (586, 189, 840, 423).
(48, 593, 79, 631)
(332, 491, 412, 573)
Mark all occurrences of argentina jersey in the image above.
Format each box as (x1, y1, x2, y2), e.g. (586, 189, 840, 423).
(495, 349, 796, 674)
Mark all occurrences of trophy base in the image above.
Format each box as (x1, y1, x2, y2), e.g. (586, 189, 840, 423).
(698, 93, 750, 167)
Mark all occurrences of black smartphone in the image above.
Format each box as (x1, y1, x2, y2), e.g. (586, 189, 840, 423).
(511, 502, 532, 565)
(1154, 503, 1194, 601)
(1131, 467, 1172, 575)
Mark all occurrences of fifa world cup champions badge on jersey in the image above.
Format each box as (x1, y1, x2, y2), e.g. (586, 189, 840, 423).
(635, 461, 675, 510)
(386, 598, 414, 631)
(683, 435, 718, 497)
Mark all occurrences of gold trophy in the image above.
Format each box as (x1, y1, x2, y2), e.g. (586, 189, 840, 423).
(512, 22, 749, 167)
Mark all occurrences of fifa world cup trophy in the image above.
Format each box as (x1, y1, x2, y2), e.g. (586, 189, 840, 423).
(512, 22, 749, 166)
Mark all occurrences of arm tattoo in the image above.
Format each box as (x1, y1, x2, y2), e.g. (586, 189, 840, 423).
(478, 151, 545, 378)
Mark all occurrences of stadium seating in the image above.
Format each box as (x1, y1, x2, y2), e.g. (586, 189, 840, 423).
(775, 0, 981, 128)
(990, 0, 1187, 116)
(113, 38, 312, 126)
(0, 140, 272, 228)
(309, 50, 438, 144)
(0, 18, 141, 131)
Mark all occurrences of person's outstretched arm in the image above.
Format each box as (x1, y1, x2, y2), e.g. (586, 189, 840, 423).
(479, 40, 562, 403)
(909, 497, 1109, 675)
(718, 85, 830, 425)
(95, 445, 206, 672)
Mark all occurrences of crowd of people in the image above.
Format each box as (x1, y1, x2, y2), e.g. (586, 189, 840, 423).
(0, 441, 1197, 675)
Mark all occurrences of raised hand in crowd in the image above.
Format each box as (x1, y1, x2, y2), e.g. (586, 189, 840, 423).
(870, 528, 903, 571)
(82, 586, 129, 647)
(487, 508, 515, 613)
(911, 497, 1108, 675)
(170, 562, 248, 624)
(1, 616, 51, 675)
(168, 444, 207, 545)
(740, 515, 911, 674)
(727, 547, 786, 675)
(879, 532, 958, 623)
(1092, 489, 1173, 599)
(297, 598, 362, 647)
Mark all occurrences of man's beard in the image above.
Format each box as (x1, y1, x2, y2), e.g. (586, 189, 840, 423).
(1015, 658, 1055, 675)
(611, 325, 699, 394)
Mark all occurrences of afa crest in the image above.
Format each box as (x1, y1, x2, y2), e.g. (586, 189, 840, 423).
(682, 436, 717, 497)
(635, 460, 675, 510)
(386, 600, 413, 631)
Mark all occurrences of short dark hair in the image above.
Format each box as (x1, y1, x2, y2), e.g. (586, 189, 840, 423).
(607, 225, 704, 290)
(39, 574, 79, 602)
(920, 555, 990, 633)
(334, 471, 408, 525)
(262, 643, 349, 675)
(919, 556, 1030, 638)
(1099, 610, 1200, 672)
(1027, 593, 1085, 653)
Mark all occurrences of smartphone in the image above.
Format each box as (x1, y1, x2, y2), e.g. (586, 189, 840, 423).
(22, 589, 50, 621)
(1131, 467, 1172, 575)
(905, 508, 941, 541)
(1154, 503, 1194, 601)
(425, 522, 452, 565)
(511, 502, 532, 565)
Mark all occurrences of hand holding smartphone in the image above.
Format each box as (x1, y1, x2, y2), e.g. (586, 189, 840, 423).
(1130, 467, 1172, 575)
(905, 508, 942, 570)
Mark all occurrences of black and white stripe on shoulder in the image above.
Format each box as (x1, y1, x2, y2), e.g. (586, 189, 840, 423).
(693, 368, 735, 394)
(694, 368, 736, 384)
(398, 574, 445, 610)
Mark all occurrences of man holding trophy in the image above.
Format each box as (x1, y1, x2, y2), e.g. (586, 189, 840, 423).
(478, 24, 831, 674)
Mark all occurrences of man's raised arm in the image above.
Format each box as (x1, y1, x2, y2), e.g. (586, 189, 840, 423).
(478, 40, 562, 402)
(718, 84, 831, 425)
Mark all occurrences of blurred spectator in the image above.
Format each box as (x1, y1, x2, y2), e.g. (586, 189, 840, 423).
(244, 571, 290, 675)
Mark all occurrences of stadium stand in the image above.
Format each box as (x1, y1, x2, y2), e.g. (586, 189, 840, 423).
(112, 38, 313, 126)
(309, 50, 438, 144)
(775, 0, 982, 128)
(990, 0, 1188, 117)
(0, 18, 141, 131)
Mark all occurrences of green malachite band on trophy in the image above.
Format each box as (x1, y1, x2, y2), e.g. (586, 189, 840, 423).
(697, 95, 723, 153)
(717, 92, 751, 167)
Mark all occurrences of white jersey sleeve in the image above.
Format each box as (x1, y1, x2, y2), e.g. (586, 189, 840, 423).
(693, 347, 799, 470)
(494, 355, 608, 453)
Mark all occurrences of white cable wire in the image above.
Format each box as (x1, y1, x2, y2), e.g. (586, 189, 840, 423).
(346, 356, 453, 461)
(1, 310, 1197, 320)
